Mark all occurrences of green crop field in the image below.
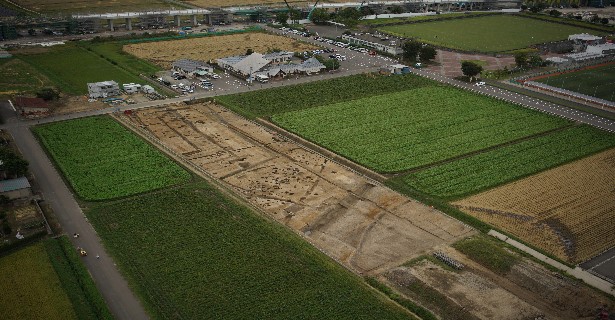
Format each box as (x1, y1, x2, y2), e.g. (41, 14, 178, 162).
(18, 44, 144, 95)
(87, 182, 412, 320)
(217, 73, 436, 119)
(34, 116, 190, 200)
(379, 15, 604, 52)
(79, 41, 162, 77)
(0, 237, 110, 320)
(535, 64, 615, 102)
(400, 125, 615, 199)
(272, 87, 569, 172)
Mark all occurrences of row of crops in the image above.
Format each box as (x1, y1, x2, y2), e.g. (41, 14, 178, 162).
(34, 116, 190, 201)
(272, 87, 569, 172)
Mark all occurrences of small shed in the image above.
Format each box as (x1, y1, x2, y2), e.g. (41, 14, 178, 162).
(141, 85, 156, 94)
(14, 96, 50, 114)
(0, 177, 32, 199)
(123, 83, 141, 94)
(380, 64, 410, 75)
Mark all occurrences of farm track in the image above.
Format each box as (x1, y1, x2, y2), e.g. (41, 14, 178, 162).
(115, 102, 475, 275)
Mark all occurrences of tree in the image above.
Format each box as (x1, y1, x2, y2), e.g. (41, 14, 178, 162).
(289, 9, 302, 24)
(601, 18, 609, 25)
(549, 9, 561, 17)
(360, 6, 374, 16)
(28, 28, 36, 36)
(520, 4, 528, 11)
(310, 8, 330, 24)
(323, 59, 340, 70)
(419, 46, 437, 62)
(275, 12, 289, 26)
(461, 61, 483, 82)
(514, 51, 529, 68)
(402, 40, 421, 62)
(0, 147, 28, 178)
(36, 88, 59, 101)
(390, 5, 404, 14)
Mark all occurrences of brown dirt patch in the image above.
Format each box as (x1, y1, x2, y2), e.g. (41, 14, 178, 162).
(117, 102, 474, 274)
(123, 33, 318, 69)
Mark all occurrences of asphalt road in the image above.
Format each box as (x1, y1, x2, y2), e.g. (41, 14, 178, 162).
(0, 101, 149, 320)
(580, 247, 615, 284)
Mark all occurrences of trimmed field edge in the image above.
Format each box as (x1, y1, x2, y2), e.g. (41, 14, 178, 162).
(365, 276, 437, 320)
(31, 115, 195, 203)
(44, 236, 114, 320)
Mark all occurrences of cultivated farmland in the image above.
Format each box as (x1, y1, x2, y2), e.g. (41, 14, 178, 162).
(18, 44, 143, 95)
(272, 87, 569, 172)
(217, 73, 435, 119)
(123, 32, 318, 69)
(0, 58, 53, 98)
(0, 242, 76, 320)
(34, 116, 190, 201)
(379, 15, 604, 52)
(401, 125, 615, 198)
(534, 63, 615, 102)
(87, 181, 413, 320)
(12, 0, 170, 13)
(454, 148, 615, 263)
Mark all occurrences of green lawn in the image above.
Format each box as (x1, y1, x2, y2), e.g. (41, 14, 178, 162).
(379, 15, 605, 52)
(216, 73, 436, 119)
(401, 125, 615, 199)
(535, 64, 615, 102)
(18, 43, 144, 95)
(0, 239, 110, 320)
(79, 41, 162, 77)
(272, 86, 569, 172)
(34, 116, 190, 200)
(87, 182, 412, 320)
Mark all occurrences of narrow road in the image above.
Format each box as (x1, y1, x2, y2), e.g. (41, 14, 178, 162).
(0, 102, 149, 320)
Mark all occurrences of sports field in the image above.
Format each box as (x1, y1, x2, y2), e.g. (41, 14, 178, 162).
(12, 0, 171, 13)
(34, 116, 190, 200)
(87, 182, 412, 319)
(18, 44, 144, 95)
(379, 15, 604, 52)
(535, 64, 615, 102)
(272, 86, 569, 172)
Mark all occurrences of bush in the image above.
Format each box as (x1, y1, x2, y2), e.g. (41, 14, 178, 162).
(36, 88, 60, 101)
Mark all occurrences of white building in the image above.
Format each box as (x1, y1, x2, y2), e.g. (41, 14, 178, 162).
(142, 85, 156, 94)
(299, 57, 326, 74)
(123, 83, 141, 94)
(87, 81, 120, 99)
(172, 59, 213, 76)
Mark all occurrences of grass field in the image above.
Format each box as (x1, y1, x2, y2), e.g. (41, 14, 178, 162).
(0, 241, 76, 320)
(454, 147, 615, 263)
(0, 58, 54, 98)
(272, 86, 569, 172)
(18, 44, 144, 95)
(401, 125, 615, 199)
(217, 73, 435, 119)
(379, 15, 604, 52)
(12, 0, 171, 13)
(80, 41, 162, 77)
(535, 64, 615, 102)
(34, 116, 190, 200)
(360, 12, 493, 26)
(87, 181, 412, 319)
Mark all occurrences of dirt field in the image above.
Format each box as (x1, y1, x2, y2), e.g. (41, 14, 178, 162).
(51, 95, 107, 115)
(12, 0, 169, 13)
(123, 33, 318, 69)
(118, 102, 474, 273)
(385, 245, 614, 319)
(454, 148, 615, 264)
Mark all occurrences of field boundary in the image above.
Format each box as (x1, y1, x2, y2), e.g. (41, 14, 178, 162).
(489, 230, 615, 297)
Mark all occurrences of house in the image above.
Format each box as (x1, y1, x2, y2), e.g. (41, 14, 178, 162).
(87, 81, 120, 99)
(568, 33, 605, 52)
(263, 51, 294, 63)
(122, 83, 141, 94)
(0, 177, 32, 199)
(14, 96, 50, 115)
(172, 59, 213, 76)
(217, 52, 271, 77)
(299, 57, 326, 74)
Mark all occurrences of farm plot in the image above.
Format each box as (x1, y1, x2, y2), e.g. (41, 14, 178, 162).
(34, 116, 190, 201)
(379, 15, 604, 52)
(12, 0, 170, 13)
(87, 181, 413, 320)
(272, 87, 569, 172)
(123, 32, 318, 69)
(0, 58, 53, 98)
(0, 242, 76, 320)
(217, 73, 435, 119)
(119, 103, 473, 274)
(401, 125, 615, 199)
(18, 44, 143, 95)
(454, 148, 615, 263)
(534, 63, 615, 102)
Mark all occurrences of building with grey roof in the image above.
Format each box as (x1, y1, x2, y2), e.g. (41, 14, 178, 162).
(87, 81, 120, 99)
(0, 177, 32, 199)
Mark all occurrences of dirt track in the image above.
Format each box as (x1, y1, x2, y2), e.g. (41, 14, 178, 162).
(118, 102, 474, 274)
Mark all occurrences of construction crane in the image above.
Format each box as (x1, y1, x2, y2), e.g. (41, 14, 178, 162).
(307, 0, 321, 21)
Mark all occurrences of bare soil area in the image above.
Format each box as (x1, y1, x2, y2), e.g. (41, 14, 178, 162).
(51, 95, 107, 115)
(118, 102, 474, 274)
(385, 246, 615, 320)
(123, 33, 318, 69)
